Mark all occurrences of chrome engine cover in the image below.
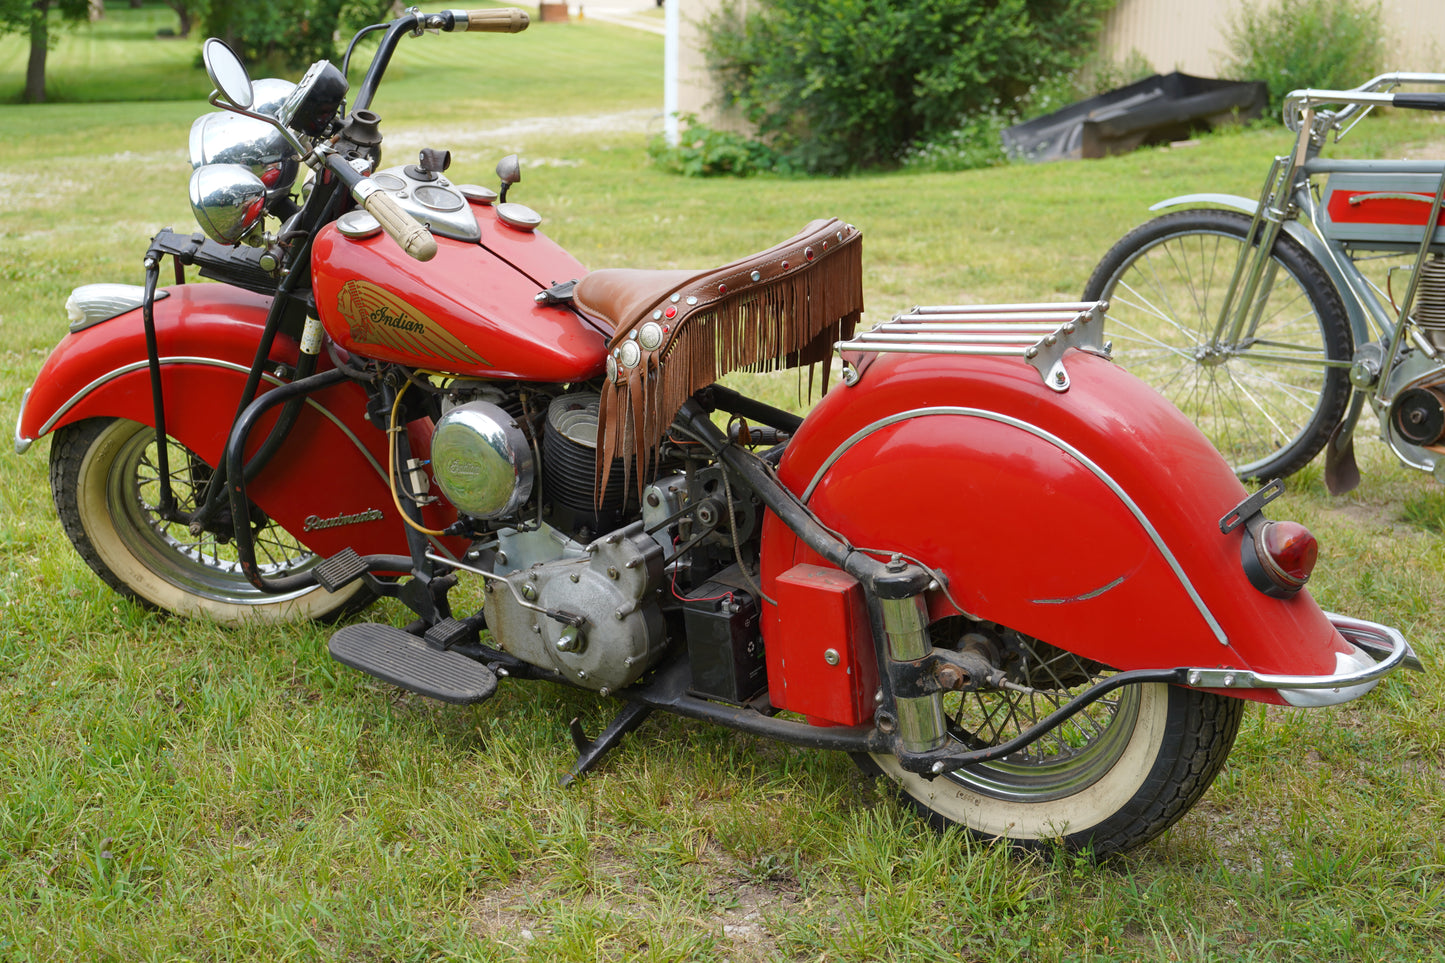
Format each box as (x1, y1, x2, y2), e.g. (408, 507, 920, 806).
(431, 400, 534, 519)
(483, 522, 666, 692)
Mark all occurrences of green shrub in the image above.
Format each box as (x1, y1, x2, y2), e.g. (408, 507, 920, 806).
(647, 116, 793, 177)
(1220, 0, 1385, 113)
(700, 0, 1115, 175)
(899, 109, 1010, 173)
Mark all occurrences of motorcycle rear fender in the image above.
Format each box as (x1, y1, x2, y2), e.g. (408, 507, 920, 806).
(761, 348, 1365, 719)
(15, 282, 463, 560)
(1149, 192, 1374, 345)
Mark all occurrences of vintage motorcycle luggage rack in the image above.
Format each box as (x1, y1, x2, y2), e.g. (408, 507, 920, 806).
(837, 301, 1109, 391)
(11, 6, 1419, 858)
(1086, 71, 1445, 490)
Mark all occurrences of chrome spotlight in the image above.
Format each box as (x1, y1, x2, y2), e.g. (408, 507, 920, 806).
(189, 164, 267, 244)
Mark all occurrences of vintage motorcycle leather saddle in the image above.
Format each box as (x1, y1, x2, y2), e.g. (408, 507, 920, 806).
(574, 217, 863, 489)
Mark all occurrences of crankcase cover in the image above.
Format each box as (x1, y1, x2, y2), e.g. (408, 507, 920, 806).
(431, 400, 534, 518)
(536, 529, 666, 691)
(483, 522, 666, 691)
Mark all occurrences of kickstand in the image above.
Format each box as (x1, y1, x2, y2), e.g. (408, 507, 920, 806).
(561, 701, 654, 786)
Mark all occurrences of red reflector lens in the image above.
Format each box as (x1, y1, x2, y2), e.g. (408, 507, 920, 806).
(1258, 521, 1317, 587)
(261, 167, 282, 188)
(244, 196, 266, 224)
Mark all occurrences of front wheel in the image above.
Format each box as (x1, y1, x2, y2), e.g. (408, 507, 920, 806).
(49, 417, 374, 623)
(867, 628, 1244, 857)
(1083, 209, 1353, 481)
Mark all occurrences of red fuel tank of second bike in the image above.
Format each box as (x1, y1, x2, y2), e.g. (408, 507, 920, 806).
(311, 199, 609, 381)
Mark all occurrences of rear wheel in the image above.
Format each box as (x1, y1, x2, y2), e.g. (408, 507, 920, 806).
(867, 626, 1243, 857)
(1083, 209, 1353, 481)
(49, 417, 373, 623)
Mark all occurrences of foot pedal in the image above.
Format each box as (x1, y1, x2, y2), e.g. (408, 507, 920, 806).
(329, 622, 497, 704)
(315, 548, 370, 593)
(424, 617, 477, 650)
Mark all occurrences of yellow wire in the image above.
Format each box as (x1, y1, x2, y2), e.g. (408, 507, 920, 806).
(388, 379, 450, 537)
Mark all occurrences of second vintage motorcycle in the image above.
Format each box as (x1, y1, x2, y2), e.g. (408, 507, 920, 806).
(12, 8, 1418, 857)
(1085, 72, 1445, 493)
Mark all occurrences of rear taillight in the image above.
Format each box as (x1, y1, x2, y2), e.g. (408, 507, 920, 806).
(1243, 520, 1317, 597)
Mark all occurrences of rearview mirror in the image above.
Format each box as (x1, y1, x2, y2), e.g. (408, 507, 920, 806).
(202, 38, 254, 110)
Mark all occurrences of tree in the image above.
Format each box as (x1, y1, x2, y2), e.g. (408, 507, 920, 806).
(0, 0, 91, 103)
(201, 0, 394, 71)
(164, 0, 205, 38)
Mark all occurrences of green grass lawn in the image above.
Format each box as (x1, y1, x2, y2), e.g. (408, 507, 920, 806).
(4, 4, 1445, 961)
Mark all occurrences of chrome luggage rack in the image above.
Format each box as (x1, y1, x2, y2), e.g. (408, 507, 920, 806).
(836, 301, 1111, 392)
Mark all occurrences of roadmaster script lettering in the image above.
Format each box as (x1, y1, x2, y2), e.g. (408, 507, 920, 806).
(336, 280, 491, 367)
(303, 508, 386, 532)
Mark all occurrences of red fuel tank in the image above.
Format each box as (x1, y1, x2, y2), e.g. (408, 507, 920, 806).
(311, 199, 609, 381)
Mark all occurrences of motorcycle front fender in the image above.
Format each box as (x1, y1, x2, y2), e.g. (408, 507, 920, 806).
(15, 282, 462, 560)
(762, 348, 1369, 712)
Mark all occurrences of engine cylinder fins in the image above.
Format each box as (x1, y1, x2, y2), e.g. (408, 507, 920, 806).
(543, 392, 631, 517)
(1413, 255, 1445, 333)
(1392, 386, 1445, 447)
(430, 400, 535, 518)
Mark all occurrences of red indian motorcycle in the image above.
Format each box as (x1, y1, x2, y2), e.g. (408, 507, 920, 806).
(12, 8, 1420, 856)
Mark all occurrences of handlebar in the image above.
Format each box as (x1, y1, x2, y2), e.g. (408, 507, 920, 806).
(1284, 72, 1445, 131)
(326, 154, 437, 261)
(452, 8, 530, 32)
(360, 189, 438, 261)
(352, 7, 529, 114)
(1392, 93, 1445, 111)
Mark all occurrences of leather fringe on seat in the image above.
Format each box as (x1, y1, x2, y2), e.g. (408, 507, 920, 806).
(589, 220, 863, 495)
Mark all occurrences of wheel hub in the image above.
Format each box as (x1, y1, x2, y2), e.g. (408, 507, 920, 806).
(1193, 342, 1231, 367)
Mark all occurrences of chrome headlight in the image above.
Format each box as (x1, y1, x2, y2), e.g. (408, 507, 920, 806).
(189, 163, 267, 244)
(189, 110, 299, 195)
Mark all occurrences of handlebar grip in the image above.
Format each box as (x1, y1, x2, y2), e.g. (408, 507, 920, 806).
(457, 8, 530, 32)
(362, 190, 438, 261)
(1393, 93, 1445, 111)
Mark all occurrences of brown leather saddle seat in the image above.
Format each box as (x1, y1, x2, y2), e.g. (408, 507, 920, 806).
(573, 217, 864, 487)
(574, 218, 852, 335)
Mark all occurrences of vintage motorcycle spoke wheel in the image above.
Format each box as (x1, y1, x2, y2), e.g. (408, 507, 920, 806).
(868, 632, 1244, 857)
(1083, 209, 1353, 482)
(49, 417, 373, 623)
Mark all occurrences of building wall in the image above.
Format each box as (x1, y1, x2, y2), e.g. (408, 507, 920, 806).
(1098, 0, 1445, 77)
(675, 0, 1445, 125)
(677, 0, 743, 127)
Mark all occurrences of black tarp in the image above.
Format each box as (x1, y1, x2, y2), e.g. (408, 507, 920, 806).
(1002, 72, 1268, 161)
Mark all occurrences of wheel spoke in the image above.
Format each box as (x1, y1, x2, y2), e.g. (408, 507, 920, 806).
(1088, 211, 1352, 479)
(940, 629, 1124, 775)
(1107, 278, 1209, 355)
(108, 425, 323, 596)
(865, 616, 1243, 853)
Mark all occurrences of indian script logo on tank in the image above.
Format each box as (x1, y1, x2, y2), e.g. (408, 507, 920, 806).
(336, 280, 491, 368)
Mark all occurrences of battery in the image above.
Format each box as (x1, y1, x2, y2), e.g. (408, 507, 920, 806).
(681, 571, 765, 704)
